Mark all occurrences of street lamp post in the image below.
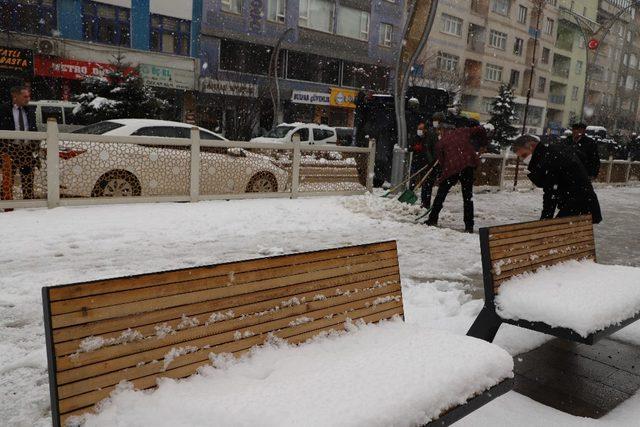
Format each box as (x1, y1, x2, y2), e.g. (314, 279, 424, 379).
(269, 28, 294, 128)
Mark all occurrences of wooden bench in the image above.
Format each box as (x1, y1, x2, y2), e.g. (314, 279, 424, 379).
(467, 215, 640, 344)
(43, 241, 511, 427)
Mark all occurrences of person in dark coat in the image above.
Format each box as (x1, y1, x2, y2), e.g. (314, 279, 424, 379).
(512, 135, 602, 223)
(563, 122, 600, 179)
(425, 113, 489, 233)
(0, 86, 38, 200)
(409, 122, 439, 209)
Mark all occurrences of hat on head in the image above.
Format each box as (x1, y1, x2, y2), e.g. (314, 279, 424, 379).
(510, 134, 539, 152)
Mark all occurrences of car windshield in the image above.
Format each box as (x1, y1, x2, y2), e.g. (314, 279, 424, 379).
(72, 121, 125, 135)
(265, 126, 295, 138)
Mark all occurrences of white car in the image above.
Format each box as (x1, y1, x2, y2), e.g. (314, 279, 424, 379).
(38, 119, 289, 198)
(251, 123, 337, 145)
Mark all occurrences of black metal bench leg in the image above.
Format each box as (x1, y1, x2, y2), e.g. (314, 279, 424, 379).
(467, 306, 502, 342)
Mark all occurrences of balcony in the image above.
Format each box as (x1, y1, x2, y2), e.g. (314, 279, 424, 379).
(467, 24, 486, 54)
(549, 94, 566, 105)
(552, 67, 570, 79)
(470, 0, 489, 17)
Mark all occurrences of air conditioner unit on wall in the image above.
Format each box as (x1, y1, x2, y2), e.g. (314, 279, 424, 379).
(35, 39, 59, 56)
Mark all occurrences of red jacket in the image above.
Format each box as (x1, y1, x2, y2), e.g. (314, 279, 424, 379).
(435, 127, 488, 183)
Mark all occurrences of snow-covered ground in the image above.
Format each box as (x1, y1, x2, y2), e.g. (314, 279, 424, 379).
(1, 185, 639, 426)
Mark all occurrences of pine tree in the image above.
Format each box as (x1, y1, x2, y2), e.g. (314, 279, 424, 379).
(488, 84, 518, 147)
(72, 55, 171, 124)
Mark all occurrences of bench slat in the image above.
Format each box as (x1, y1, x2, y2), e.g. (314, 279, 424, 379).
(51, 258, 399, 329)
(488, 224, 593, 249)
(56, 302, 403, 416)
(489, 232, 594, 260)
(49, 241, 397, 302)
(50, 249, 397, 316)
(487, 215, 592, 234)
(488, 218, 592, 241)
(53, 272, 400, 356)
(491, 241, 596, 276)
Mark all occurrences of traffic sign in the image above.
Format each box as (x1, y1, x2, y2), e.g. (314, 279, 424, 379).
(588, 39, 600, 50)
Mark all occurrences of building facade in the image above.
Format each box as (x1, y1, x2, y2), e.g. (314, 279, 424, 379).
(0, 0, 201, 119)
(197, 0, 403, 139)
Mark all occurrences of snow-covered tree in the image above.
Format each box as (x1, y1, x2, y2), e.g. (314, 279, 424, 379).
(73, 56, 171, 123)
(488, 84, 518, 147)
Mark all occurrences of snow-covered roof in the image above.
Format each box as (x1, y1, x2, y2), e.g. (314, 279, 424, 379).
(109, 119, 199, 128)
(586, 126, 607, 132)
(278, 122, 335, 130)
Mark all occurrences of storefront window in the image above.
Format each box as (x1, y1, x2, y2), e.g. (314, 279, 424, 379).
(219, 39, 274, 75)
(287, 51, 339, 85)
(342, 62, 389, 91)
(0, 0, 57, 36)
(83, 1, 131, 47)
(150, 15, 191, 56)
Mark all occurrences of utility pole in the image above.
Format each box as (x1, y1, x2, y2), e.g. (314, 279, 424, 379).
(514, 0, 544, 189)
(269, 28, 294, 128)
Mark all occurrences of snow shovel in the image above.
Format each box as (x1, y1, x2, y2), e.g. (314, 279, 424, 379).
(397, 161, 439, 205)
(381, 162, 431, 198)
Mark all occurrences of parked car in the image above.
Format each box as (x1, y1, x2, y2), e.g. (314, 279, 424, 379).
(250, 123, 337, 145)
(31, 100, 84, 133)
(36, 119, 289, 198)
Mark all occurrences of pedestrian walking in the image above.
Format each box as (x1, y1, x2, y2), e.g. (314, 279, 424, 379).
(512, 134, 602, 223)
(425, 113, 489, 233)
(0, 86, 38, 201)
(563, 122, 601, 179)
(409, 122, 439, 209)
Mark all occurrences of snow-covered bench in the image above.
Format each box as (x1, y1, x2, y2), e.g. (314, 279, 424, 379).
(468, 215, 640, 344)
(43, 241, 513, 427)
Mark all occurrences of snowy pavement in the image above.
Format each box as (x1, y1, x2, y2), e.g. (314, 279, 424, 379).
(1, 185, 639, 426)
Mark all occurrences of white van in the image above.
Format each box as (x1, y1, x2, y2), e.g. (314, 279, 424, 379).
(250, 123, 337, 145)
(31, 100, 83, 133)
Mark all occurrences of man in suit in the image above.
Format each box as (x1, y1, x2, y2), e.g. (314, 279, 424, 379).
(0, 86, 38, 200)
(563, 122, 601, 179)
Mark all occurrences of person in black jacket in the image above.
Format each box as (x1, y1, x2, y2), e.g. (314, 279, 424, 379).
(563, 122, 600, 179)
(0, 86, 38, 200)
(409, 122, 439, 209)
(512, 135, 602, 223)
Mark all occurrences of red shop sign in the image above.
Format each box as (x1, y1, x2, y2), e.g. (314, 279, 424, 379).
(34, 56, 134, 80)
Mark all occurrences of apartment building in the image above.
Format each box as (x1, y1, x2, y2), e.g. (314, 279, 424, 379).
(418, 0, 560, 135)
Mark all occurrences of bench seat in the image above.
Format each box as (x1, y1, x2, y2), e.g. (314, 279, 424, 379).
(495, 260, 640, 339)
(79, 320, 514, 427)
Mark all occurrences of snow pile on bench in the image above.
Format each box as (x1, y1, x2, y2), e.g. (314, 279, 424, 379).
(496, 260, 640, 337)
(80, 320, 513, 427)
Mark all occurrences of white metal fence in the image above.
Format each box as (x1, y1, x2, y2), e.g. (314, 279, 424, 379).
(0, 119, 376, 210)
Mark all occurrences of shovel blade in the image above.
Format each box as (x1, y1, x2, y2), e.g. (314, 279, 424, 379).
(397, 190, 418, 205)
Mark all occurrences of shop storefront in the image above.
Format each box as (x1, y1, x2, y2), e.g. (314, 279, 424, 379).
(284, 87, 357, 127)
(139, 63, 197, 121)
(329, 87, 357, 127)
(0, 46, 34, 100)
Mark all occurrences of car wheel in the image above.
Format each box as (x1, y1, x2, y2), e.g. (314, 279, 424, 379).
(91, 171, 142, 197)
(246, 172, 278, 193)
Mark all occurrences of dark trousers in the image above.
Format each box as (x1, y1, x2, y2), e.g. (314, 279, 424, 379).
(427, 167, 475, 229)
(420, 164, 441, 209)
(0, 144, 35, 200)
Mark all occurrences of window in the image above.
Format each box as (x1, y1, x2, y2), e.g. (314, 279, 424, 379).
(513, 37, 524, 55)
(72, 121, 125, 135)
(64, 107, 83, 125)
(220, 39, 273, 75)
(267, 0, 286, 22)
(336, 6, 369, 40)
(578, 36, 585, 49)
(544, 18, 554, 35)
(150, 15, 190, 56)
(0, 0, 57, 36)
(299, 0, 335, 33)
(133, 127, 190, 138)
(517, 5, 527, 24)
(288, 51, 339, 84)
(510, 70, 520, 87)
(342, 62, 389, 90)
(485, 64, 503, 82)
(41, 106, 63, 124)
(293, 128, 309, 142)
(576, 60, 583, 75)
(571, 86, 579, 101)
(491, 0, 510, 16)
(313, 129, 335, 141)
(441, 14, 463, 36)
(83, 1, 130, 47)
(379, 23, 393, 47)
(537, 76, 546, 93)
(541, 47, 550, 64)
(221, 0, 241, 14)
(200, 130, 224, 141)
(489, 30, 507, 50)
(436, 52, 459, 71)
(482, 97, 494, 113)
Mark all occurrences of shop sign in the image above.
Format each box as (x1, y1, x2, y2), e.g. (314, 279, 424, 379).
(200, 77, 258, 98)
(34, 56, 134, 80)
(0, 47, 33, 77)
(139, 63, 195, 91)
(291, 90, 330, 106)
(330, 87, 358, 109)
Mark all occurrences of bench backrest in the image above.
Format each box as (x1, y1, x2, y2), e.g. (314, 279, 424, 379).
(480, 215, 595, 306)
(43, 241, 403, 427)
